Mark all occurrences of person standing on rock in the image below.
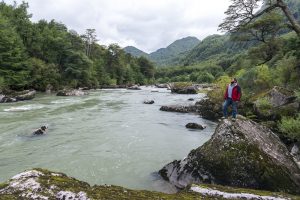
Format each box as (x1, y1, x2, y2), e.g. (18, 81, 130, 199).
(222, 78, 241, 121)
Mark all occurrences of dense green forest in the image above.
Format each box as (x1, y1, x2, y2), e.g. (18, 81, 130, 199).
(0, 2, 155, 92)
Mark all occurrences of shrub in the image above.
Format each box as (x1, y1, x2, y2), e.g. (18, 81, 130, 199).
(279, 115, 300, 141)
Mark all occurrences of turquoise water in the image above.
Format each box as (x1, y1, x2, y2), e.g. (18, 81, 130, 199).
(0, 87, 216, 192)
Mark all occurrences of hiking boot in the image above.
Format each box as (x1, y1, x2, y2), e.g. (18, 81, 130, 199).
(221, 116, 226, 119)
(232, 118, 236, 122)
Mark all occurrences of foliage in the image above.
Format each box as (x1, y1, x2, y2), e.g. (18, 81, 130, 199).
(207, 75, 231, 104)
(279, 115, 300, 141)
(0, 2, 155, 91)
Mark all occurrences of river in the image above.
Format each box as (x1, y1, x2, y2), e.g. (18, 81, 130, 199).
(0, 87, 216, 193)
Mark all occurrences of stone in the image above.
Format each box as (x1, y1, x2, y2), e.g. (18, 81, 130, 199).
(195, 99, 223, 121)
(15, 90, 36, 101)
(185, 123, 206, 130)
(188, 98, 194, 101)
(127, 85, 141, 90)
(160, 105, 198, 113)
(56, 89, 87, 96)
(159, 118, 300, 194)
(33, 126, 48, 135)
(144, 100, 155, 104)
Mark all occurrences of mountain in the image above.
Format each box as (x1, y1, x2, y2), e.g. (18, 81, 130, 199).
(123, 46, 148, 57)
(149, 36, 200, 66)
(181, 34, 251, 66)
(124, 36, 200, 66)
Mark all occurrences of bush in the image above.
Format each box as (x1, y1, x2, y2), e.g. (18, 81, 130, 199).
(207, 75, 231, 104)
(196, 72, 215, 83)
(279, 115, 300, 141)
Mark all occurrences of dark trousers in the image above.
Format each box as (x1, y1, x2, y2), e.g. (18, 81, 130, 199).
(223, 98, 237, 118)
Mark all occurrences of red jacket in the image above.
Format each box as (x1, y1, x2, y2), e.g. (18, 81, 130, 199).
(224, 84, 241, 101)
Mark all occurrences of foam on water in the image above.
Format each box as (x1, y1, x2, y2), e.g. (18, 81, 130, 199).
(3, 104, 45, 112)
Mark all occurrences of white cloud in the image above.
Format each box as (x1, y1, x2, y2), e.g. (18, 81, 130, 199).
(4, 0, 231, 53)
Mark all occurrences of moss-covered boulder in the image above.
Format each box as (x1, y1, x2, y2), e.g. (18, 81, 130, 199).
(170, 82, 198, 94)
(159, 118, 300, 194)
(253, 87, 299, 120)
(0, 168, 297, 200)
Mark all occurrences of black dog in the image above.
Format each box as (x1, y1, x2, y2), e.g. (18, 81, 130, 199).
(33, 125, 48, 135)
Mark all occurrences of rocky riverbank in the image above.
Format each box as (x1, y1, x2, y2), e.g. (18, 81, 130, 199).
(0, 168, 297, 199)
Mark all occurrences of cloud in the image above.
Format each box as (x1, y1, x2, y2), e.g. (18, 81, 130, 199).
(4, 0, 231, 53)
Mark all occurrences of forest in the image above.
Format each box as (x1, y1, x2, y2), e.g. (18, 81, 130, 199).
(0, 2, 155, 92)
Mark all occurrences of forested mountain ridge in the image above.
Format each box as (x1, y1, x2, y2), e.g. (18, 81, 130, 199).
(0, 2, 155, 92)
(124, 36, 200, 66)
(123, 46, 148, 57)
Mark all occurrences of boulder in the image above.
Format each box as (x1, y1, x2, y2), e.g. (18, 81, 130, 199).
(185, 123, 206, 130)
(127, 85, 141, 90)
(144, 100, 155, 104)
(0, 90, 36, 103)
(155, 83, 169, 88)
(195, 99, 223, 120)
(56, 89, 87, 96)
(171, 86, 197, 94)
(33, 125, 48, 135)
(15, 90, 36, 101)
(159, 118, 300, 194)
(253, 87, 299, 120)
(160, 105, 198, 113)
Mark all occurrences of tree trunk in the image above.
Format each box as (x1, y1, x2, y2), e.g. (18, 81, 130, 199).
(277, 0, 300, 37)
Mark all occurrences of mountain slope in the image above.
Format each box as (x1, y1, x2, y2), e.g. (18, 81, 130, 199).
(123, 46, 148, 57)
(181, 34, 250, 65)
(149, 36, 200, 66)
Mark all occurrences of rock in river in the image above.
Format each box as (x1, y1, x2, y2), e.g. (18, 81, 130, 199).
(144, 100, 154, 104)
(159, 118, 300, 194)
(57, 89, 87, 96)
(185, 123, 206, 130)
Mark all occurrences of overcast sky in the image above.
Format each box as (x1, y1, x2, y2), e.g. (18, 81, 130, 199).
(5, 0, 231, 53)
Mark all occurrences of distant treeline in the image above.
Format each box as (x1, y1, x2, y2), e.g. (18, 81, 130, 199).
(0, 2, 155, 91)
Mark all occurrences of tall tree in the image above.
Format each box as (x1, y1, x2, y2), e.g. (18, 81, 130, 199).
(219, 0, 300, 36)
(81, 29, 98, 58)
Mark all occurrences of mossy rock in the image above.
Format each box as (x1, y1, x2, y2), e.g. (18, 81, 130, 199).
(159, 118, 300, 194)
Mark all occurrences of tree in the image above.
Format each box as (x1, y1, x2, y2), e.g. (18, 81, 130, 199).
(219, 0, 300, 37)
(81, 29, 98, 58)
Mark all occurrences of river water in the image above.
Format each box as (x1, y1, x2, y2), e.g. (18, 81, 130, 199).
(0, 87, 216, 193)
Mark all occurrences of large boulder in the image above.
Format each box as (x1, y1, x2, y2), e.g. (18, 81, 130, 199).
(253, 87, 299, 120)
(56, 89, 87, 96)
(15, 90, 36, 101)
(195, 99, 223, 120)
(169, 83, 198, 94)
(0, 90, 36, 103)
(159, 118, 300, 194)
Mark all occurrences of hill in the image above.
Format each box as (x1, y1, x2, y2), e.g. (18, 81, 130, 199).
(124, 36, 200, 66)
(123, 46, 148, 57)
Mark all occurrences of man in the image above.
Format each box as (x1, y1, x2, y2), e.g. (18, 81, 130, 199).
(223, 78, 241, 121)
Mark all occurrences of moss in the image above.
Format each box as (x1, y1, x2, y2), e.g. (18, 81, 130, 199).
(0, 183, 8, 190)
(0, 195, 17, 200)
(190, 140, 300, 194)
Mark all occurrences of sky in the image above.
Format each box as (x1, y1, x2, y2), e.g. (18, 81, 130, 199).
(5, 0, 232, 53)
